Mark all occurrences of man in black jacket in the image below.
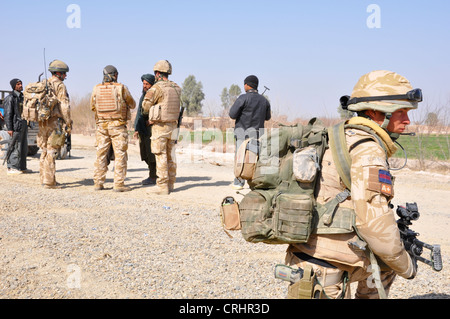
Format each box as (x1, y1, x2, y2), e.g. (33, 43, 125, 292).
(229, 75, 271, 189)
(133, 74, 157, 185)
(3, 78, 28, 175)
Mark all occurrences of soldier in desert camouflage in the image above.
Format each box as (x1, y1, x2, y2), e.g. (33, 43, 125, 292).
(142, 60, 181, 195)
(90, 65, 136, 192)
(285, 70, 421, 299)
(38, 60, 72, 189)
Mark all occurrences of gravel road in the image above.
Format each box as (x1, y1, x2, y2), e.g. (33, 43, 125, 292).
(0, 135, 448, 299)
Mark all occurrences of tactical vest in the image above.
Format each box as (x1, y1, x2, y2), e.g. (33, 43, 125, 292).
(94, 83, 127, 121)
(148, 81, 181, 122)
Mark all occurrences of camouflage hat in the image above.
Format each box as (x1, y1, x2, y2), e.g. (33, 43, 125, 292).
(153, 60, 172, 75)
(103, 65, 118, 75)
(48, 60, 69, 73)
(344, 70, 419, 113)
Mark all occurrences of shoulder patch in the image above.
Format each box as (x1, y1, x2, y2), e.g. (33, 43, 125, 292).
(378, 169, 392, 185)
(367, 167, 393, 197)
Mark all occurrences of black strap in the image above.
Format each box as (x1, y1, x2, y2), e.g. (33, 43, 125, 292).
(293, 252, 337, 269)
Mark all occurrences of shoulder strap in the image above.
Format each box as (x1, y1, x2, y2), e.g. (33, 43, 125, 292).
(328, 121, 388, 191)
(328, 122, 352, 190)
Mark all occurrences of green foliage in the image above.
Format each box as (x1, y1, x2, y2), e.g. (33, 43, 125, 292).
(221, 84, 241, 109)
(181, 75, 205, 116)
(395, 134, 449, 161)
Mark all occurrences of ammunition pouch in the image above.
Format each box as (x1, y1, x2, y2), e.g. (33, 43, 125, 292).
(49, 129, 66, 148)
(234, 138, 258, 181)
(220, 196, 241, 238)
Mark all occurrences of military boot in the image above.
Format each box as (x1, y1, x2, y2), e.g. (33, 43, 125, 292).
(153, 186, 169, 195)
(43, 183, 62, 189)
(94, 184, 104, 191)
(113, 185, 131, 192)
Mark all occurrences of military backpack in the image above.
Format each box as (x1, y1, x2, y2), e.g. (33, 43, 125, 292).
(23, 80, 58, 122)
(225, 118, 360, 245)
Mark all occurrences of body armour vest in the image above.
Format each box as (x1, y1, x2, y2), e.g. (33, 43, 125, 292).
(148, 80, 181, 123)
(93, 83, 127, 121)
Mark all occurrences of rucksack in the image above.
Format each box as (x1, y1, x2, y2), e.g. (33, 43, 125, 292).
(230, 118, 356, 245)
(23, 80, 58, 122)
(228, 118, 391, 298)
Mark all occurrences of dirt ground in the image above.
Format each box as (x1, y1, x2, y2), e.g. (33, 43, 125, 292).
(0, 133, 449, 299)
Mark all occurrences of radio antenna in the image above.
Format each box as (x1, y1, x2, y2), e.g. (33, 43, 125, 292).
(43, 48, 48, 81)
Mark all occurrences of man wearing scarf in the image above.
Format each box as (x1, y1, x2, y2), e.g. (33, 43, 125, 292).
(134, 74, 157, 185)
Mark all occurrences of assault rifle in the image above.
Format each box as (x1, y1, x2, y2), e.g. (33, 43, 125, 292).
(174, 106, 185, 145)
(396, 202, 442, 272)
(2, 122, 26, 165)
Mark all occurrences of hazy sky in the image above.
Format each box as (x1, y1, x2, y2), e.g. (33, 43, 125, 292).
(1, 0, 449, 120)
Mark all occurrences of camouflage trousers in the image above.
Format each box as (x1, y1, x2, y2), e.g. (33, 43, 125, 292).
(37, 117, 65, 186)
(94, 122, 129, 188)
(285, 252, 396, 299)
(151, 122, 177, 191)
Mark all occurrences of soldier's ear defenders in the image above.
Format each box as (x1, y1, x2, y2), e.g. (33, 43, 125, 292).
(340, 88, 423, 110)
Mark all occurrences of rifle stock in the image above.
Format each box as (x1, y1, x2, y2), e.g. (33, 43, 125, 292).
(174, 106, 185, 145)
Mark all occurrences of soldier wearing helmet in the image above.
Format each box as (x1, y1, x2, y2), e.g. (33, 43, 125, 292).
(285, 70, 420, 299)
(90, 65, 136, 192)
(38, 59, 72, 189)
(142, 60, 181, 195)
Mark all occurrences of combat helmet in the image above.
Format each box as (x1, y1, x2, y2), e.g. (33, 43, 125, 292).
(48, 60, 69, 73)
(153, 60, 172, 75)
(103, 65, 118, 82)
(340, 70, 422, 129)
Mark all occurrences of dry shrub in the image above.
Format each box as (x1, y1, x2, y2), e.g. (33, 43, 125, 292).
(71, 94, 96, 134)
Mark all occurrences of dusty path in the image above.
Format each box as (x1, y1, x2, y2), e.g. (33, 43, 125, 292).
(0, 134, 448, 299)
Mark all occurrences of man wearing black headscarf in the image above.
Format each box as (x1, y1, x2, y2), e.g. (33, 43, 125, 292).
(134, 74, 157, 185)
(3, 78, 29, 174)
(229, 75, 271, 189)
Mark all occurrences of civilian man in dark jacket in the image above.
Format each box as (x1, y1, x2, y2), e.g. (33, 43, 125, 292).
(133, 74, 157, 185)
(3, 78, 29, 175)
(229, 75, 271, 189)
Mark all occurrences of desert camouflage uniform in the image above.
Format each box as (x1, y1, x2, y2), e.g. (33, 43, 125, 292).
(142, 80, 180, 194)
(37, 76, 71, 187)
(286, 70, 418, 299)
(91, 83, 136, 189)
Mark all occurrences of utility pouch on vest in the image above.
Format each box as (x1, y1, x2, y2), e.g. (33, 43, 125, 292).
(293, 146, 320, 183)
(220, 196, 241, 237)
(239, 189, 314, 244)
(273, 193, 314, 243)
(148, 104, 162, 121)
(234, 139, 258, 180)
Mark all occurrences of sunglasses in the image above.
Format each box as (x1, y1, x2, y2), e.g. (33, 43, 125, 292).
(340, 88, 423, 109)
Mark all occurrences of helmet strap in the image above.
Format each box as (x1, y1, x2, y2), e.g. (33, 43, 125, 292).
(381, 112, 391, 130)
(381, 112, 401, 141)
(55, 72, 64, 81)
